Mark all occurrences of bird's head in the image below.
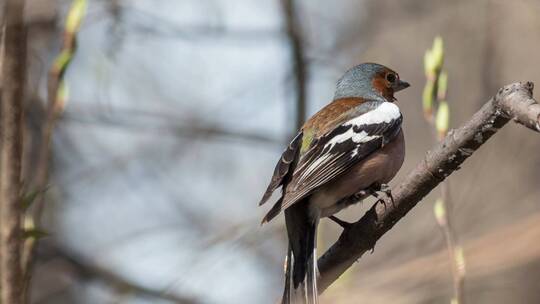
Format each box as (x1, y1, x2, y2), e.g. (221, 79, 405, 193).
(334, 63, 410, 102)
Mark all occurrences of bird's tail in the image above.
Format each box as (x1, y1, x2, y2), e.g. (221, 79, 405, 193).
(281, 201, 319, 304)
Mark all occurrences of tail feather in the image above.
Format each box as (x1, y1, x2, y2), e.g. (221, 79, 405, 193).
(306, 232, 318, 304)
(281, 247, 292, 304)
(261, 196, 284, 224)
(282, 200, 319, 304)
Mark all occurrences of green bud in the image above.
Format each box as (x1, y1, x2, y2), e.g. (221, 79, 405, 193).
(436, 101, 450, 139)
(23, 217, 48, 240)
(66, 0, 87, 34)
(431, 36, 444, 74)
(455, 246, 466, 276)
(23, 228, 49, 240)
(423, 80, 435, 120)
(437, 70, 448, 101)
(433, 198, 446, 226)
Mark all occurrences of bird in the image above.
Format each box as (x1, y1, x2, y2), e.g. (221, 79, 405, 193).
(258, 63, 410, 304)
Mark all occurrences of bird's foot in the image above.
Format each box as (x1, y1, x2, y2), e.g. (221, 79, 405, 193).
(370, 183, 395, 208)
(328, 215, 353, 229)
(380, 183, 395, 207)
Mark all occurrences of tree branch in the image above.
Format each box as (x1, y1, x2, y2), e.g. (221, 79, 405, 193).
(61, 111, 283, 146)
(318, 82, 540, 292)
(0, 0, 27, 302)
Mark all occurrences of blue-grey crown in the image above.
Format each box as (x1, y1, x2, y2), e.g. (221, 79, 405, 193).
(334, 63, 387, 100)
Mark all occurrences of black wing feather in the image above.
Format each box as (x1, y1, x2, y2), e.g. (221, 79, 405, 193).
(258, 132, 303, 206)
(281, 114, 402, 210)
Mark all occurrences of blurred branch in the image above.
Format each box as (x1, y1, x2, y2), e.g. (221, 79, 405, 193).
(480, 0, 500, 102)
(25, 0, 58, 29)
(23, 0, 87, 298)
(318, 82, 540, 292)
(169, 123, 283, 146)
(435, 187, 465, 304)
(41, 244, 200, 304)
(127, 22, 282, 41)
(62, 109, 283, 146)
(102, 4, 281, 41)
(281, 0, 307, 131)
(0, 0, 27, 302)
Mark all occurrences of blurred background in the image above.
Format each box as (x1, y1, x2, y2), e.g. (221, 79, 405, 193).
(20, 0, 540, 303)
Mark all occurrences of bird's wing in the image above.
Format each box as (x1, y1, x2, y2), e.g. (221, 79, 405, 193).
(258, 132, 303, 206)
(281, 101, 402, 210)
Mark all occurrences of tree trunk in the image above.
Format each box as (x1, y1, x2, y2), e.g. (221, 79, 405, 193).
(0, 0, 27, 303)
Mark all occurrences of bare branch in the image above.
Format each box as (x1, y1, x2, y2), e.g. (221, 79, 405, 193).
(0, 0, 27, 302)
(318, 82, 540, 292)
(61, 111, 283, 146)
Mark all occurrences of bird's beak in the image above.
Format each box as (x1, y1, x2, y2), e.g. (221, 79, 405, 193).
(394, 80, 410, 92)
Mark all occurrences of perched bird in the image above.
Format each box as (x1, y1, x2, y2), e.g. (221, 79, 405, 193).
(259, 63, 410, 303)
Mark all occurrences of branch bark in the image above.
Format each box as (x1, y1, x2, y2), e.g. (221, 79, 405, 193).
(318, 81, 540, 292)
(0, 0, 27, 302)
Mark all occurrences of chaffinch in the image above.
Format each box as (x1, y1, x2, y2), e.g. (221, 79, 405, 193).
(259, 63, 409, 304)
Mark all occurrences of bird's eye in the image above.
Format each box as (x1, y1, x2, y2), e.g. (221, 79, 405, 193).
(386, 73, 397, 83)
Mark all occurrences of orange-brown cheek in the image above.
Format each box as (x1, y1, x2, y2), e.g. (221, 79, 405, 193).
(372, 78, 393, 99)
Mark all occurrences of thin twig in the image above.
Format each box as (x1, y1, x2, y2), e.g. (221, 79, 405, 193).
(426, 100, 465, 302)
(317, 82, 540, 292)
(437, 178, 465, 303)
(23, 0, 87, 299)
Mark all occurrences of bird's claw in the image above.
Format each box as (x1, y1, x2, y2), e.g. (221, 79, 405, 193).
(381, 184, 395, 207)
(371, 183, 395, 208)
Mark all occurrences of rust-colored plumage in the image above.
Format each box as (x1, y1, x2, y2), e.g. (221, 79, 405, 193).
(372, 74, 395, 101)
(302, 97, 368, 136)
